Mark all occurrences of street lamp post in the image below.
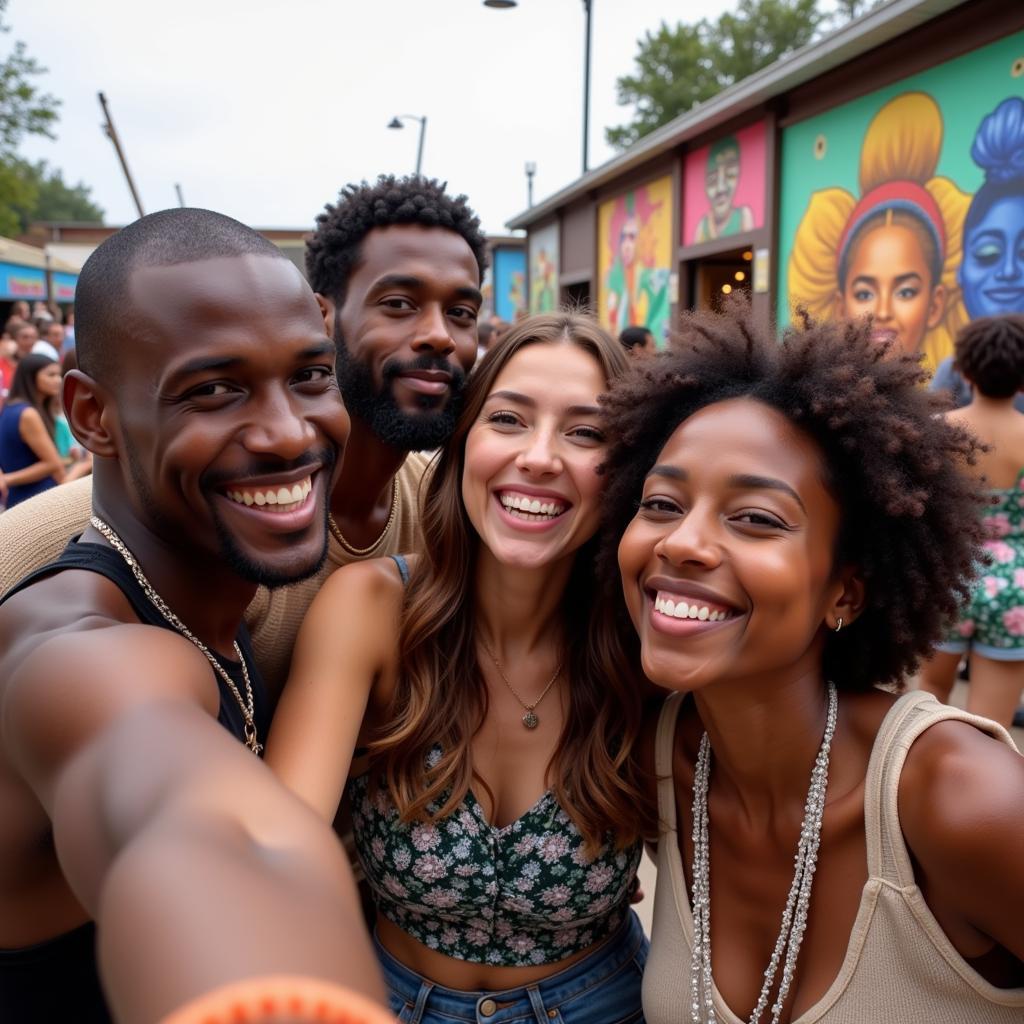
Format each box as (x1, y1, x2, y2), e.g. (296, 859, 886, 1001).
(484, 0, 593, 174)
(525, 162, 537, 207)
(387, 114, 427, 176)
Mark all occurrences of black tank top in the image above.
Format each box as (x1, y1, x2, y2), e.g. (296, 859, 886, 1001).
(0, 539, 272, 1024)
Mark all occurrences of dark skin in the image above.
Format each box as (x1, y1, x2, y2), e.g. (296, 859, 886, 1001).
(620, 398, 1024, 1020)
(315, 224, 481, 549)
(0, 254, 385, 1023)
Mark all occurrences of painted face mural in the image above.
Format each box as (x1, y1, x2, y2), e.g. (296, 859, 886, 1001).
(959, 96, 1024, 320)
(781, 32, 1024, 375)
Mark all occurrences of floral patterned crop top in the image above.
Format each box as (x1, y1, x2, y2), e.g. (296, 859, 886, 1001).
(348, 749, 641, 967)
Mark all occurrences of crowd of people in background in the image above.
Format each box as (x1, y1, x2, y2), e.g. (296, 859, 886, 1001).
(0, 178, 1020, 1024)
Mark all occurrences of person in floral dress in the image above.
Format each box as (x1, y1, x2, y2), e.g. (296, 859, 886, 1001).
(920, 314, 1024, 728)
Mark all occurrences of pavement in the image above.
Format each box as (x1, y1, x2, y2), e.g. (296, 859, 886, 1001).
(632, 680, 1023, 938)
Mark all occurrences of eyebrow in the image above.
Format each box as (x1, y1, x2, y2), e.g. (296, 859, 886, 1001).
(487, 389, 601, 417)
(370, 274, 483, 306)
(645, 466, 806, 510)
(851, 272, 923, 287)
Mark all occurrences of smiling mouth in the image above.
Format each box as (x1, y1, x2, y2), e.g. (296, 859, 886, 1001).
(497, 490, 569, 522)
(224, 475, 313, 511)
(653, 591, 736, 622)
(983, 288, 1024, 303)
(398, 371, 451, 396)
(870, 328, 898, 344)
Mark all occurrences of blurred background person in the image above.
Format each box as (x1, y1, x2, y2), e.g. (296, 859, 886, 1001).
(0, 353, 82, 509)
(619, 324, 654, 357)
(919, 315, 1024, 728)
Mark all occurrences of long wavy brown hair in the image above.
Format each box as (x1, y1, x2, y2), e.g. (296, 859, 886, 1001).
(368, 312, 654, 853)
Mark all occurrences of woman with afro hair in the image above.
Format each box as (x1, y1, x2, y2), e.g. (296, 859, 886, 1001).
(600, 300, 1024, 1022)
(919, 314, 1024, 728)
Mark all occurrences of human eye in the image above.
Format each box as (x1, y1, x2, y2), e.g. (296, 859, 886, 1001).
(852, 287, 874, 302)
(381, 296, 415, 311)
(187, 381, 236, 400)
(638, 495, 682, 517)
(449, 305, 478, 323)
(895, 285, 920, 300)
(730, 509, 789, 530)
(568, 424, 606, 445)
(487, 410, 522, 428)
(292, 366, 335, 388)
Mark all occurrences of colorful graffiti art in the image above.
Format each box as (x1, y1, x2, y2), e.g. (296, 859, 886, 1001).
(683, 121, 767, 246)
(780, 33, 1024, 374)
(492, 247, 526, 322)
(529, 223, 559, 313)
(598, 175, 672, 346)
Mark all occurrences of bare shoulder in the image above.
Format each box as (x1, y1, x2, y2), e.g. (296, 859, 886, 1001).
(314, 554, 407, 614)
(899, 717, 1024, 908)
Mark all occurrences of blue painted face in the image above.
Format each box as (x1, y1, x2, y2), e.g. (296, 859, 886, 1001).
(959, 195, 1024, 319)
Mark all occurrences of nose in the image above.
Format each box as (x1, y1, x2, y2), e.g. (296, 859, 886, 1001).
(655, 506, 721, 570)
(874, 287, 893, 321)
(997, 245, 1021, 282)
(515, 426, 562, 477)
(240, 386, 318, 461)
(412, 304, 456, 359)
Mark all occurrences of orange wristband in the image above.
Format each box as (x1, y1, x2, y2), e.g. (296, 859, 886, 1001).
(159, 975, 395, 1024)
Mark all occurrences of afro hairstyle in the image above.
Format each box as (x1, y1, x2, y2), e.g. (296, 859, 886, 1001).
(305, 175, 488, 305)
(598, 298, 987, 692)
(954, 314, 1024, 399)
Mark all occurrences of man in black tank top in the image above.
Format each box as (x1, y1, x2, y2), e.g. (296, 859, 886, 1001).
(0, 210, 384, 1023)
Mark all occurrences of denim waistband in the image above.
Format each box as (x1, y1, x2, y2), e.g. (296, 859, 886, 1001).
(375, 910, 646, 1023)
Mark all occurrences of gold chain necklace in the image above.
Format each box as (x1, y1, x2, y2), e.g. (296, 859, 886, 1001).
(327, 477, 400, 557)
(479, 638, 563, 730)
(89, 516, 262, 755)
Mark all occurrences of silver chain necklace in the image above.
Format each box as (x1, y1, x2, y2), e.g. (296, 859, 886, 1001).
(89, 516, 262, 755)
(689, 682, 838, 1024)
(479, 638, 563, 730)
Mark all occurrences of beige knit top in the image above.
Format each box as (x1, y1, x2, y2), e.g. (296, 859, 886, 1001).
(0, 451, 431, 693)
(643, 691, 1024, 1023)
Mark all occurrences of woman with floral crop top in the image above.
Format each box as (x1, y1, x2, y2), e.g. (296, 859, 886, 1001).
(267, 313, 654, 1023)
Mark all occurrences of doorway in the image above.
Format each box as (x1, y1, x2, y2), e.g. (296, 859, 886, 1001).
(695, 247, 753, 311)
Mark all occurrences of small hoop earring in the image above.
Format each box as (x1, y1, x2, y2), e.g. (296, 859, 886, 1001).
(834, 617, 843, 633)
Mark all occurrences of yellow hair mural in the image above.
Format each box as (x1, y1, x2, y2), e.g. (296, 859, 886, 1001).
(788, 93, 970, 372)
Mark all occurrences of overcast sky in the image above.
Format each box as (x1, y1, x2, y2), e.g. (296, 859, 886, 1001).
(15, 0, 738, 235)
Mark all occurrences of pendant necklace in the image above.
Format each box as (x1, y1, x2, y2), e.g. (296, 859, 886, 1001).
(90, 516, 262, 755)
(479, 638, 563, 730)
(689, 682, 838, 1024)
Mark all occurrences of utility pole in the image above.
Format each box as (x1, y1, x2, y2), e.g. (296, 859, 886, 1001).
(98, 92, 145, 219)
(174, 183, 186, 208)
(525, 162, 536, 207)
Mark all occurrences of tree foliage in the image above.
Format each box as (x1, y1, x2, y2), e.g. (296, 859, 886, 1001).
(0, 2, 102, 237)
(606, 0, 876, 151)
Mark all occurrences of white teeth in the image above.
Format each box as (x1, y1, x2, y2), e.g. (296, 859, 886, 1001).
(697, 606, 709, 621)
(291, 484, 303, 502)
(663, 599, 675, 616)
(243, 492, 254, 506)
(254, 491, 267, 506)
(225, 476, 313, 509)
(498, 492, 566, 519)
(655, 592, 731, 623)
(674, 601, 688, 619)
(276, 487, 291, 504)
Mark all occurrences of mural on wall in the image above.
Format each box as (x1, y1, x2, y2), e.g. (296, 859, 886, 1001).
(529, 223, 559, 313)
(683, 121, 767, 246)
(598, 175, 673, 345)
(780, 33, 1024, 374)
(492, 247, 526, 321)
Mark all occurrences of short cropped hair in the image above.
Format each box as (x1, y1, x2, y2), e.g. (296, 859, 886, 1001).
(598, 300, 986, 692)
(619, 325, 652, 351)
(305, 175, 488, 305)
(75, 208, 285, 385)
(954, 315, 1024, 399)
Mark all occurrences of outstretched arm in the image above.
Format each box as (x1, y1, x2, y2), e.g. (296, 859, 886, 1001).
(3, 623, 385, 1024)
(266, 557, 404, 821)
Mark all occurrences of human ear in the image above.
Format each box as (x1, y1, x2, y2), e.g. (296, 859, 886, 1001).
(926, 283, 947, 330)
(63, 370, 118, 458)
(827, 566, 866, 631)
(315, 293, 336, 338)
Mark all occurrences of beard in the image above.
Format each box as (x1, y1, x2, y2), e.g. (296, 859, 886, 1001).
(333, 317, 466, 452)
(123, 434, 336, 590)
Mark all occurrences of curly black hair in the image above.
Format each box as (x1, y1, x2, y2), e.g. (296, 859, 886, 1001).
(305, 175, 488, 304)
(955, 314, 1024, 399)
(598, 299, 987, 691)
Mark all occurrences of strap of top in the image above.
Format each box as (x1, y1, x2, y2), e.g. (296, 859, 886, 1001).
(389, 553, 410, 585)
(863, 691, 1018, 885)
(654, 691, 686, 836)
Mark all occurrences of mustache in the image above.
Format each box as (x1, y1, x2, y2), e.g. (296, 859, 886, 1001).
(381, 352, 467, 387)
(200, 447, 338, 491)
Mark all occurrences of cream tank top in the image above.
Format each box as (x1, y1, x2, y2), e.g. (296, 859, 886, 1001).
(642, 691, 1024, 1023)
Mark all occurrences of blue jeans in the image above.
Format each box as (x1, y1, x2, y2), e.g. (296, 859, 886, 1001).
(375, 910, 648, 1024)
